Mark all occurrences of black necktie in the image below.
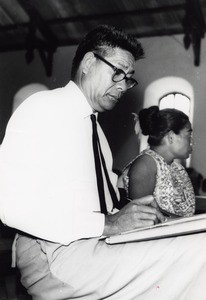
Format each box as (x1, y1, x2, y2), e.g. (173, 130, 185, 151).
(90, 114, 119, 214)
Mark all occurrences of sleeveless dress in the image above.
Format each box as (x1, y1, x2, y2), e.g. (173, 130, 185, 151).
(122, 149, 195, 217)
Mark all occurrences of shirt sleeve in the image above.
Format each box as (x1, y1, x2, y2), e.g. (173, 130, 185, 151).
(0, 90, 106, 245)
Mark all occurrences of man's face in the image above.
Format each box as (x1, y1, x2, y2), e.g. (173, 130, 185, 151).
(83, 48, 136, 112)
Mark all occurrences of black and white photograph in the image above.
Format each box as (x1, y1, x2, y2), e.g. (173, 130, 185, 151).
(0, 1, 206, 299)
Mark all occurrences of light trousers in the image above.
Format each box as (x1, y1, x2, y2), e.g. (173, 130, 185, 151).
(15, 233, 206, 300)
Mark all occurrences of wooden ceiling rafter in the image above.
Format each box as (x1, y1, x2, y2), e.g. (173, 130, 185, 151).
(45, 4, 186, 24)
(0, 3, 187, 35)
(183, 0, 206, 66)
(16, 0, 58, 76)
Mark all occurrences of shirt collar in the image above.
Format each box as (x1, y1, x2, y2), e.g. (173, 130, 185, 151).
(65, 81, 94, 118)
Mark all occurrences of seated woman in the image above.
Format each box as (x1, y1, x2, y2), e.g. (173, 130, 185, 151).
(119, 106, 195, 218)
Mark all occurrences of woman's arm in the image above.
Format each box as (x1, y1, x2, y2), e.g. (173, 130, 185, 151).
(128, 154, 157, 199)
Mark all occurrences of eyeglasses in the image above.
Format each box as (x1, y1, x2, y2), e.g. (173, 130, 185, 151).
(93, 53, 138, 89)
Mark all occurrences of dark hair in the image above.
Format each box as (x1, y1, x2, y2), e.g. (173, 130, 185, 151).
(71, 24, 144, 80)
(138, 106, 189, 146)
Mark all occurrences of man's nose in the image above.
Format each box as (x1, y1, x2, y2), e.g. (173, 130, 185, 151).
(116, 80, 128, 92)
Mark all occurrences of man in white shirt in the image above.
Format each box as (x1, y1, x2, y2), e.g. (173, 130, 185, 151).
(0, 24, 206, 300)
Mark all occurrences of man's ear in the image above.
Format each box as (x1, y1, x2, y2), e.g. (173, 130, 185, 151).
(82, 52, 95, 74)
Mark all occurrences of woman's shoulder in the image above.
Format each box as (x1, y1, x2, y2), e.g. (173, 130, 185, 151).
(129, 150, 157, 175)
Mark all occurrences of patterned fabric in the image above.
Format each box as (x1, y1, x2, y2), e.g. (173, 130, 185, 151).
(123, 149, 195, 217)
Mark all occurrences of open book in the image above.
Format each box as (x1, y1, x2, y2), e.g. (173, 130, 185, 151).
(104, 213, 206, 245)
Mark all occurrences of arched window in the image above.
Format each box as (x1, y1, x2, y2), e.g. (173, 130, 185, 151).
(159, 92, 191, 116)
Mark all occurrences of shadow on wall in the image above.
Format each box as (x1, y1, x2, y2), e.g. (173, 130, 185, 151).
(98, 89, 143, 172)
(186, 167, 203, 196)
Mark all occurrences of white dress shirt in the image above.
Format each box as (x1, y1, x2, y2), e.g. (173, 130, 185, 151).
(0, 81, 119, 244)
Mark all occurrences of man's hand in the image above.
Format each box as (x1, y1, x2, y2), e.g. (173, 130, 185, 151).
(103, 195, 165, 236)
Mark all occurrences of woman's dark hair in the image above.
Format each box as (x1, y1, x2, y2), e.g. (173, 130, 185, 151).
(138, 106, 189, 146)
(71, 24, 144, 80)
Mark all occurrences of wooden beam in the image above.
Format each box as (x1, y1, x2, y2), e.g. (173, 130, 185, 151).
(16, 0, 57, 47)
(0, 3, 189, 31)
